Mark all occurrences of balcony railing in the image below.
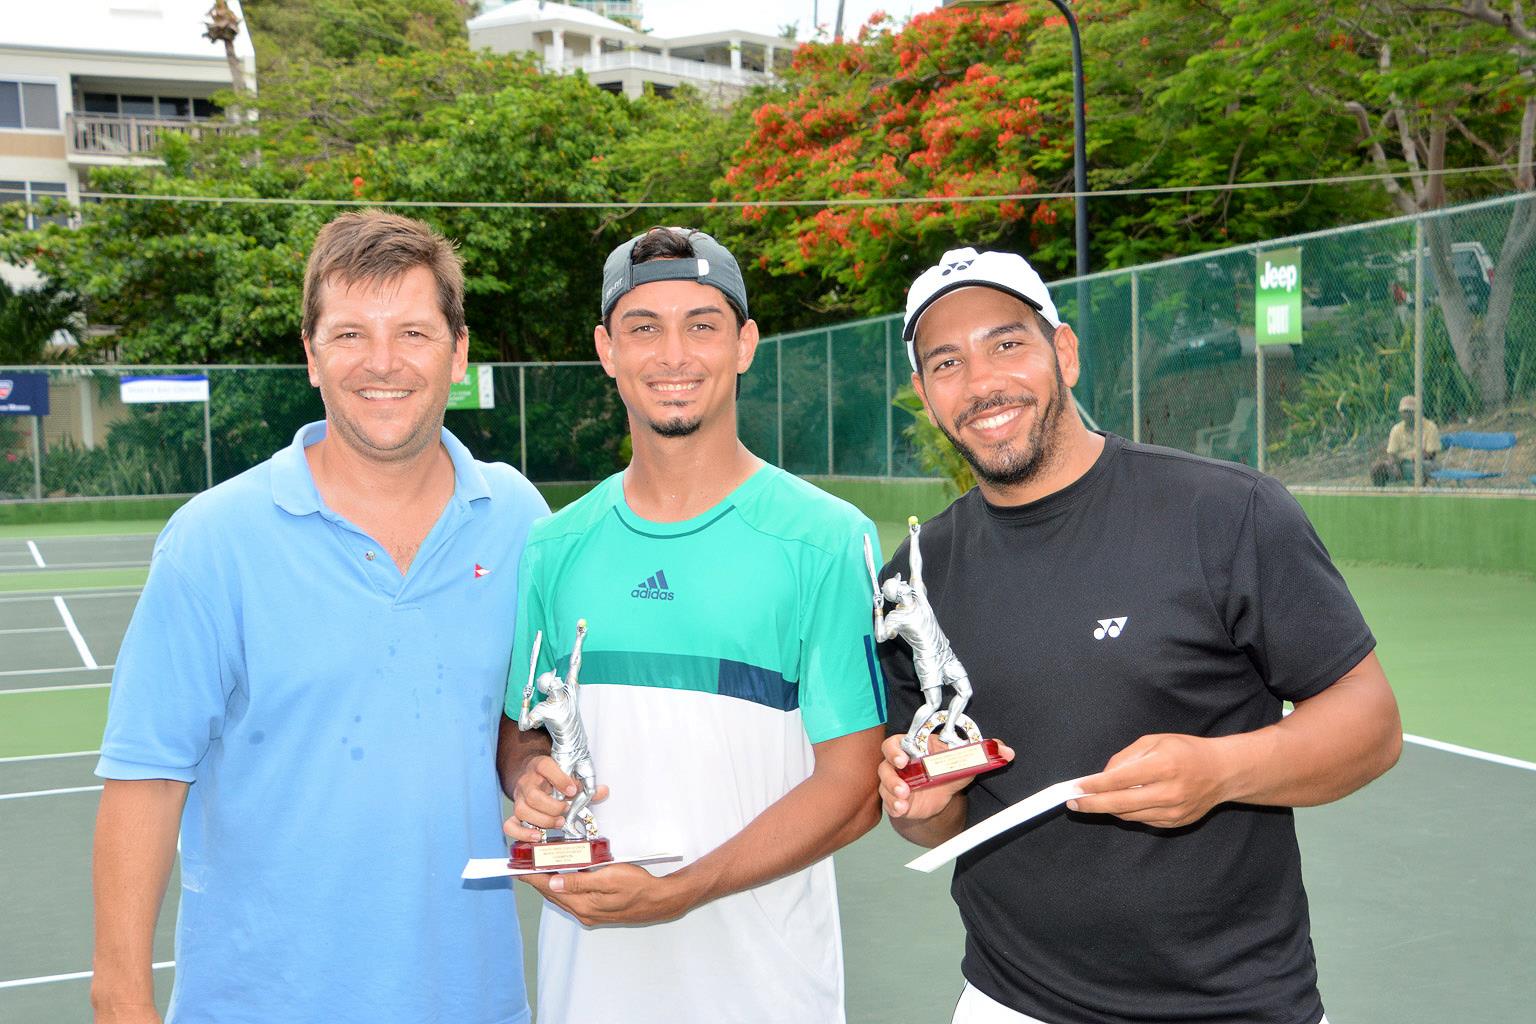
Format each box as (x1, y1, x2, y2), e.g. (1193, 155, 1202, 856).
(66, 113, 230, 157)
(568, 51, 770, 87)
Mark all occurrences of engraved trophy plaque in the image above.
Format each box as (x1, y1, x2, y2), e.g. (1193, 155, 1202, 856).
(509, 619, 615, 871)
(868, 517, 1006, 790)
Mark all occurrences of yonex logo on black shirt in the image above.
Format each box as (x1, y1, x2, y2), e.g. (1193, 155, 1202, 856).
(631, 569, 675, 600)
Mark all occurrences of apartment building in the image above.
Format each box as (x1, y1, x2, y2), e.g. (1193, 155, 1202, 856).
(468, 0, 788, 102)
(1, 0, 256, 281)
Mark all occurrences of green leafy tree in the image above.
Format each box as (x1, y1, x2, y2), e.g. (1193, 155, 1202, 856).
(0, 55, 685, 364)
(0, 276, 79, 364)
(1217, 0, 1535, 409)
(353, 72, 645, 361)
(241, 0, 470, 66)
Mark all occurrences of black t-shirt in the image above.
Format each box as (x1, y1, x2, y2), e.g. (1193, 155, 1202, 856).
(879, 434, 1375, 1024)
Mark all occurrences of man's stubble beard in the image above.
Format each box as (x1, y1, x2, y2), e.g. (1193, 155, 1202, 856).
(937, 358, 1068, 490)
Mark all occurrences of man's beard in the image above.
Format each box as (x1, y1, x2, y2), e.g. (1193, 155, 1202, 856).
(937, 360, 1068, 489)
(650, 414, 702, 438)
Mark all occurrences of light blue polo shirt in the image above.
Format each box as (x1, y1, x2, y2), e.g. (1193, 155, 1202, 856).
(97, 422, 543, 1024)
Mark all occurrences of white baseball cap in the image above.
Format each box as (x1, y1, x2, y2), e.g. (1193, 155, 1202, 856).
(901, 247, 1061, 371)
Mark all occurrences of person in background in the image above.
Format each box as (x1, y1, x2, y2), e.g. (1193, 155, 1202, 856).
(1385, 394, 1440, 482)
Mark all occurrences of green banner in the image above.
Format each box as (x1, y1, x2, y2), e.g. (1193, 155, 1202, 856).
(446, 365, 495, 411)
(1255, 247, 1302, 346)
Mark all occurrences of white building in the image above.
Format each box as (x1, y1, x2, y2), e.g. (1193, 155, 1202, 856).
(468, 0, 788, 102)
(0, 0, 256, 253)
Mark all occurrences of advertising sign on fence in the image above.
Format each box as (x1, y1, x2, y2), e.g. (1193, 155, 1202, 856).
(1255, 247, 1303, 346)
(446, 365, 495, 411)
(0, 372, 49, 415)
(120, 374, 210, 404)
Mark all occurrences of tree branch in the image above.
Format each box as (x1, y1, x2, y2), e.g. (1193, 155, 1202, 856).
(1448, 112, 1510, 165)
(1520, 94, 1536, 189)
(1345, 100, 1418, 213)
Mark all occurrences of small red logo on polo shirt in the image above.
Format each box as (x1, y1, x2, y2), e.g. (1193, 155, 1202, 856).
(474, 564, 491, 578)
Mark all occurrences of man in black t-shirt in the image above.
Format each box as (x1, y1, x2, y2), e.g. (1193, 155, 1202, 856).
(876, 247, 1403, 1024)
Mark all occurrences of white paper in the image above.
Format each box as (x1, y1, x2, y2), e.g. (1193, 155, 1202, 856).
(905, 777, 1090, 874)
(462, 852, 682, 879)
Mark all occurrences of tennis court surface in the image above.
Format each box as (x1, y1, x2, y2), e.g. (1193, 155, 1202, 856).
(2, 527, 1532, 1023)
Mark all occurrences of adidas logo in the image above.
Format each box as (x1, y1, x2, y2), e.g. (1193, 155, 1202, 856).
(630, 569, 676, 601)
(1093, 616, 1128, 640)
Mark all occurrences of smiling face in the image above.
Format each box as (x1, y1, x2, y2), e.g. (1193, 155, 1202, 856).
(911, 286, 1080, 493)
(595, 276, 758, 441)
(304, 265, 468, 465)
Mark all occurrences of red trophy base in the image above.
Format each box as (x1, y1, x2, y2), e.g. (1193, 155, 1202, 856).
(509, 836, 614, 871)
(898, 738, 1006, 790)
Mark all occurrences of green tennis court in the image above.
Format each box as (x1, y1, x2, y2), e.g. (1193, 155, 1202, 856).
(1, 521, 1532, 1023)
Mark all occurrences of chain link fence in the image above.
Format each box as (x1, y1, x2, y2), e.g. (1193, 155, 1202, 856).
(0, 363, 625, 500)
(3, 193, 1533, 500)
(751, 191, 1536, 493)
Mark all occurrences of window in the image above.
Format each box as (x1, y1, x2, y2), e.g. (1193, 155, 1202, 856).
(0, 180, 70, 229)
(120, 95, 156, 117)
(73, 91, 222, 121)
(0, 80, 60, 130)
(82, 92, 119, 115)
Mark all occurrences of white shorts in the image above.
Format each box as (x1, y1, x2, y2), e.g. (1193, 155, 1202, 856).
(951, 982, 1332, 1024)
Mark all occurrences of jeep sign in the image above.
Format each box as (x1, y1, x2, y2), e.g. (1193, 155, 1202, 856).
(1255, 247, 1302, 346)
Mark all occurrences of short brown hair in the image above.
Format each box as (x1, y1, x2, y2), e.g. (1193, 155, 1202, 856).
(301, 211, 465, 341)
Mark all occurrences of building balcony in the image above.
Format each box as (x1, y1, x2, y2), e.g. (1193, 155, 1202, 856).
(65, 112, 230, 162)
(569, 50, 770, 89)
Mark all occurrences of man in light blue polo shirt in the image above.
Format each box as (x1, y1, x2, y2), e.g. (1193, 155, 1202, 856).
(91, 211, 543, 1024)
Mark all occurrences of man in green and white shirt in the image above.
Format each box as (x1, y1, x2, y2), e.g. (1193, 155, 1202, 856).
(499, 228, 886, 1024)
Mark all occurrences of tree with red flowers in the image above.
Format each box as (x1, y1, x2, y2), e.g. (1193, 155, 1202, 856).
(717, 3, 1384, 326)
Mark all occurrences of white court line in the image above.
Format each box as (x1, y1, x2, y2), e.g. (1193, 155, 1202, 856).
(0, 784, 102, 801)
(0, 626, 67, 635)
(0, 961, 174, 990)
(0, 682, 111, 695)
(25, 540, 45, 567)
(0, 588, 141, 603)
(1404, 733, 1536, 772)
(0, 664, 113, 678)
(54, 598, 92, 667)
(0, 749, 99, 763)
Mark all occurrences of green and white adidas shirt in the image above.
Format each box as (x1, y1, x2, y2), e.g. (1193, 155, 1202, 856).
(508, 465, 886, 1024)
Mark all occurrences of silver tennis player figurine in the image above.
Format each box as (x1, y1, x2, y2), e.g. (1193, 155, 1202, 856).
(867, 517, 1006, 790)
(511, 619, 614, 869)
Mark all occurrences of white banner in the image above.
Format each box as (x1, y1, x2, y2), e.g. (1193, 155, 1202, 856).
(120, 375, 210, 404)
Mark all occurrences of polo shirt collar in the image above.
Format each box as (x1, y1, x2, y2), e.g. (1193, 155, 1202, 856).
(270, 421, 490, 516)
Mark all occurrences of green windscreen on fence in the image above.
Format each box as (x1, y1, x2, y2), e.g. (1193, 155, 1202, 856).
(4, 193, 1533, 498)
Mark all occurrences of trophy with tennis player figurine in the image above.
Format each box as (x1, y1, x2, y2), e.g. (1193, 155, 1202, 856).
(509, 619, 615, 871)
(866, 517, 1006, 790)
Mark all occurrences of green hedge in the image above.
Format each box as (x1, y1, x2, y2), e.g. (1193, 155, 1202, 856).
(0, 495, 190, 527)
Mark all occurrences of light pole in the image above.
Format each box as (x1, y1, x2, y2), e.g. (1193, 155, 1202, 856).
(1049, 0, 1092, 404)
(953, 0, 1091, 395)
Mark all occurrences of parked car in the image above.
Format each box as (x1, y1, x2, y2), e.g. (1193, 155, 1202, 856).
(1366, 240, 1494, 316)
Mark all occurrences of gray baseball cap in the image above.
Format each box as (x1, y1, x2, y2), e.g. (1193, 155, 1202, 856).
(600, 228, 749, 323)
